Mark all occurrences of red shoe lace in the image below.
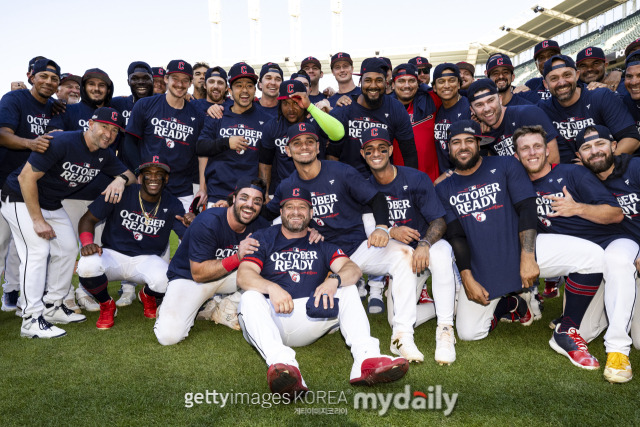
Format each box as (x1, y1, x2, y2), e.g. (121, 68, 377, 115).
(567, 328, 589, 352)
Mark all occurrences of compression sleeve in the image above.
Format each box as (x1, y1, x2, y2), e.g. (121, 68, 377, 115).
(514, 197, 537, 232)
(196, 137, 230, 157)
(307, 104, 345, 141)
(444, 219, 471, 271)
(396, 137, 419, 169)
(367, 192, 390, 227)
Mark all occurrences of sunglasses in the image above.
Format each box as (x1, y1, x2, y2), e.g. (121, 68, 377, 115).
(418, 68, 431, 75)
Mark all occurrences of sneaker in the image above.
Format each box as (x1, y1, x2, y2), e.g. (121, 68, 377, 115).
(390, 333, 424, 363)
(1, 290, 18, 311)
(96, 299, 117, 329)
(76, 288, 100, 312)
(138, 289, 157, 318)
(604, 352, 633, 383)
(350, 356, 409, 386)
(435, 324, 456, 365)
(549, 315, 563, 330)
(418, 285, 434, 304)
(500, 295, 533, 326)
(196, 298, 217, 321)
(211, 295, 240, 331)
(356, 277, 367, 299)
(43, 302, 87, 324)
(267, 363, 308, 396)
(543, 278, 560, 299)
(63, 295, 81, 314)
(368, 296, 385, 314)
(549, 325, 599, 370)
(21, 315, 66, 338)
(116, 289, 136, 307)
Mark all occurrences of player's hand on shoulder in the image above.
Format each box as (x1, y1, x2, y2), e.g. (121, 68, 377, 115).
(512, 85, 530, 94)
(207, 104, 224, 119)
(368, 226, 390, 248)
(33, 218, 56, 240)
(102, 178, 125, 204)
(586, 81, 609, 91)
(51, 99, 67, 115)
(176, 212, 196, 227)
(238, 233, 260, 260)
(323, 87, 336, 98)
(80, 243, 102, 256)
(28, 134, 52, 153)
(434, 170, 453, 185)
(268, 283, 293, 314)
(545, 186, 578, 217)
(11, 81, 26, 91)
(335, 95, 352, 107)
(212, 199, 229, 208)
(315, 99, 331, 113)
(603, 70, 622, 91)
(308, 227, 324, 243)
(389, 226, 420, 245)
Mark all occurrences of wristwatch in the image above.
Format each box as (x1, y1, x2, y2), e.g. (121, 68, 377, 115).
(329, 273, 341, 287)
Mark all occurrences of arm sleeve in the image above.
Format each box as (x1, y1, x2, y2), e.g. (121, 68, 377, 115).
(396, 137, 419, 168)
(366, 192, 390, 227)
(514, 197, 537, 232)
(307, 104, 344, 141)
(196, 137, 230, 156)
(613, 124, 640, 142)
(444, 219, 471, 271)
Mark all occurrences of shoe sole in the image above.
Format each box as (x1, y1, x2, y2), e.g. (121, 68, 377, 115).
(604, 369, 633, 384)
(1, 305, 17, 312)
(390, 344, 424, 363)
(44, 316, 87, 325)
(20, 330, 67, 339)
(549, 336, 599, 370)
(350, 360, 409, 386)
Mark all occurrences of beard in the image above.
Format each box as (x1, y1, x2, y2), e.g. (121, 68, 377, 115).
(583, 151, 614, 174)
(451, 149, 481, 171)
(362, 90, 384, 109)
(282, 214, 310, 233)
(232, 203, 257, 225)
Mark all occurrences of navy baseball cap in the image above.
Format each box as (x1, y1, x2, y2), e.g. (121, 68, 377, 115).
(279, 184, 312, 207)
(576, 125, 614, 148)
(83, 68, 112, 86)
(139, 155, 170, 173)
(278, 79, 307, 100)
(228, 62, 258, 84)
(626, 49, 640, 67)
(456, 61, 475, 75)
(432, 63, 460, 81)
(28, 56, 45, 73)
(409, 56, 431, 69)
(392, 63, 419, 81)
(291, 72, 311, 85)
(534, 40, 561, 60)
(626, 38, 640, 57)
(152, 67, 165, 78)
(234, 177, 266, 197)
(127, 61, 152, 77)
(360, 127, 391, 148)
(448, 120, 494, 146)
(60, 73, 81, 85)
(166, 60, 193, 77)
(330, 52, 353, 68)
(358, 57, 389, 76)
(260, 62, 283, 80)
(379, 57, 392, 69)
(467, 79, 498, 103)
(485, 54, 514, 73)
(286, 122, 319, 143)
(576, 47, 606, 64)
(301, 56, 321, 69)
(205, 66, 228, 83)
(91, 107, 124, 130)
(32, 59, 61, 78)
(542, 54, 576, 79)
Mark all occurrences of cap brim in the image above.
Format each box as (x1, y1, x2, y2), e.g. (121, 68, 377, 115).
(139, 162, 171, 173)
(280, 197, 312, 206)
(93, 119, 124, 131)
(229, 74, 258, 84)
(477, 135, 495, 146)
(287, 131, 318, 143)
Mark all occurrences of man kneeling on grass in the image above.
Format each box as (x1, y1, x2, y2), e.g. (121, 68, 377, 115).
(237, 185, 408, 396)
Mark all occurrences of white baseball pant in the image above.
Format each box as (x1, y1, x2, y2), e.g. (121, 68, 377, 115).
(0, 189, 21, 294)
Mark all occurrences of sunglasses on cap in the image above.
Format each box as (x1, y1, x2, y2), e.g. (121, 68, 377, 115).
(417, 68, 430, 75)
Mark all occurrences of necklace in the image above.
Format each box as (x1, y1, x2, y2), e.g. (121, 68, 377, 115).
(139, 191, 161, 225)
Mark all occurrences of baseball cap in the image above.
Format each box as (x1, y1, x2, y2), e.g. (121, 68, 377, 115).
(301, 56, 321, 69)
(233, 177, 266, 197)
(456, 62, 476, 75)
(205, 66, 228, 83)
(467, 79, 498, 103)
(534, 40, 561, 60)
(576, 125, 614, 148)
(286, 122, 319, 143)
(28, 56, 45, 73)
(139, 155, 170, 173)
(448, 120, 494, 146)
(360, 127, 391, 148)
(330, 52, 353, 68)
(32, 59, 61, 78)
(279, 184, 312, 207)
(91, 107, 124, 130)
(228, 62, 258, 84)
(127, 61, 152, 77)
(278, 79, 307, 100)
(291, 71, 311, 85)
(432, 63, 460, 81)
(60, 73, 81, 86)
(576, 47, 606, 64)
(166, 60, 193, 77)
(260, 62, 283, 80)
(392, 63, 419, 81)
(626, 49, 640, 67)
(358, 57, 389, 77)
(626, 38, 640, 58)
(83, 68, 112, 86)
(409, 56, 431, 70)
(379, 57, 392, 69)
(152, 67, 165, 78)
(485, 54, 514, 74)
(542, 55, 576, 79)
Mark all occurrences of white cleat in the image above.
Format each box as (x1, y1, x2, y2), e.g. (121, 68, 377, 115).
(116, 290, 136, 307)
(211, 295, 241, 331)
(43, 302, 87, 324)
(21, 315, 66, 339)
(390, 333, 424, 363)
(435, 324, 456, 365)
(76, 288, 100, 312)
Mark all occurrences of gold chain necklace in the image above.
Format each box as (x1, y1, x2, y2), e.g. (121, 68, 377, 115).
(138, 191, 161, 225)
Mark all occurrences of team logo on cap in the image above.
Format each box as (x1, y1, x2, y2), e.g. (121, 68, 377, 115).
(178, 62, 185, 70)
(370, 128, 379, 137)
(159, 69, 164, 75)
(542, 41, 549, 48)
(111, 112, 118, 121)
(292, 188, 300, 196)
(287, 83, 295, 94)
(153, 155, 160, 163)
(298, 123, 307, 131)
(416, 58, 423, 65)
(464, 127, 474, 133)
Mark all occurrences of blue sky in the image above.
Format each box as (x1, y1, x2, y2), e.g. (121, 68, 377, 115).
(0, 0, 539, 95)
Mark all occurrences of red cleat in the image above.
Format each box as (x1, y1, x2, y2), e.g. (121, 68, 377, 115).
(138, 289, 157, 319)
(350, 356, 409, 386)
(418, 286, 434, 304)
(267, 364, 308, 396)
(96, 299, 117, 329)
(543, 279, 559, 299)
(549, 326, 599, 370)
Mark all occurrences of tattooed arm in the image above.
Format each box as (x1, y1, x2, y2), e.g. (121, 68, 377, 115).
(516, 197, 539, 288)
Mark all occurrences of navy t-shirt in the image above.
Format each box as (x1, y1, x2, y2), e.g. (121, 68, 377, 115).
(524, 77, 551, 101)
(539, 87, 637, 163)
(309, 93, 327, 104)
(199, 104, 270, 202)
(243, 225, 347, 299)
(256, 101, 278, 119)
(622, 93, 640, 135)
(5, 130, 127, 210)
(435, 156, 536, 299)
(487, 105, 559, 157)
(434, 96, 471, 174)
(88, 184, 186, 257)
(506, 92, 534, 107)
(0, 89, 55, 186)
(330, 95, 414, 176)
(111, 95, 135, 126)
(369, 166, 445, 248)
(192, 97, 234, 116)
(126, 94, 205, 197)
(328, 87, 361, 108)
(166, 207, 270, 281)
(601, 156, 640, 244)
(266, 160, 379, 255)
(48, 101, 94, 131)
(532, 163, 627, 248)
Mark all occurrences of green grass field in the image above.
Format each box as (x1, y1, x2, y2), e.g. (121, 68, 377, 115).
(1, 236, 638, 426)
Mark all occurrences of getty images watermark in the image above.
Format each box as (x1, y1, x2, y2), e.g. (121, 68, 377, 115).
(184, 384, 458, 416)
